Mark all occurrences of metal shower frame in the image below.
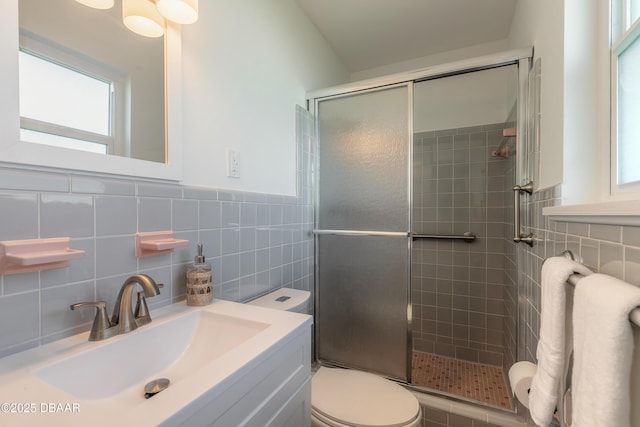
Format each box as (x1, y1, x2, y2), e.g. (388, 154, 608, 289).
(307, 47, 533, 383)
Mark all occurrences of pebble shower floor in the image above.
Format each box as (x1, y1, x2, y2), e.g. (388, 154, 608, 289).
(411, 351, 513, 409)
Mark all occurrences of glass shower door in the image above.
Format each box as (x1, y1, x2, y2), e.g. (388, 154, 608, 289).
(315, 84, 411, 381)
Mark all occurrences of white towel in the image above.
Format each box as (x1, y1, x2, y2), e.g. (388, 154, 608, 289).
(572, 274, 640, 427)
(529, 256, 592, 426)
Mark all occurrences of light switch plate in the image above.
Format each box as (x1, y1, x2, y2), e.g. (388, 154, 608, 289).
(226, 148, 240, 178)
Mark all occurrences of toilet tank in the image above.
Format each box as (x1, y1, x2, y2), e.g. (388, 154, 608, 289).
(247, 288, 311, 314)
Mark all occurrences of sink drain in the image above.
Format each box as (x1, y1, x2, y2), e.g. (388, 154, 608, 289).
(144, 378, 170, 399)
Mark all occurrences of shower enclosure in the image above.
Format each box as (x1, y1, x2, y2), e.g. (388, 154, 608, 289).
(310, 49, 531, 409)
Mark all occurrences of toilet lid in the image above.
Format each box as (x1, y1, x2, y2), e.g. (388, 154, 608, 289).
(312, 367, 420, 427)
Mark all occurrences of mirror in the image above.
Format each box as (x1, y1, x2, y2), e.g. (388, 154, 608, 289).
(0, 0, 181, 180)
(19, 0, 165, 163)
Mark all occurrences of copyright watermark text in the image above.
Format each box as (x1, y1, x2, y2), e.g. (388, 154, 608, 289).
(1, 402, 80, 414)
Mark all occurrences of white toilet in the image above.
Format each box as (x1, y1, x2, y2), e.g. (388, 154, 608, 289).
(248, 288, 422, 427)
(312, 366, 421, 427)
(247, 287, 311, 313)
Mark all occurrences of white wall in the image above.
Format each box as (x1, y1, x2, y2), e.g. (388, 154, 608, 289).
(562, 0, 610, 204)
(180, 0, 349, 196)
(508, 0, 565, 191)
(508, 0, 611, 204)
(413, 65, 517, 133)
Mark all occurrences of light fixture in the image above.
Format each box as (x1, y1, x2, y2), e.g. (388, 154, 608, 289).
(123, 0, 165, 38)
(155, 0, 198, 25)
(75, 0, 115, 9)
(74, 0, 198, 38)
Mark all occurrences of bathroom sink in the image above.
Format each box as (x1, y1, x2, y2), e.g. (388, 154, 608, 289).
(0, 299, 312, 426)
(34, 310, 269, 400)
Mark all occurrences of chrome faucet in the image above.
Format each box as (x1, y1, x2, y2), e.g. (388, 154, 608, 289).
(70, 274, 161, 341)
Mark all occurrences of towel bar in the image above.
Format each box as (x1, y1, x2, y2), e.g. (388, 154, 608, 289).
(550, 250, 640, 327)
(566, 272, 640, 328)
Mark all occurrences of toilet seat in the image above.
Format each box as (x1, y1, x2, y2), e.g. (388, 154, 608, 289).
(311, 367, 421, 427)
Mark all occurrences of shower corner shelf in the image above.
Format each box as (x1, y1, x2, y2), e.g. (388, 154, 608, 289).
(135, 231, 188, 258)
(0, 237, 85, 275)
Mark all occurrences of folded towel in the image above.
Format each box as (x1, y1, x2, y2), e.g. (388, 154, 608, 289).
(572, 274, 640, 427)
(529, 256, 592, 426)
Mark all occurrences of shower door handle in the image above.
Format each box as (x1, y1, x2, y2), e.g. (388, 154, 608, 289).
(412, 232, 476, 243)
(513, 182, 534, 246)
(312, 229, 409, 237)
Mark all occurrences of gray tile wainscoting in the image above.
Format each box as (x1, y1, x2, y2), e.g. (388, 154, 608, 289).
(0, 106, 315, 359)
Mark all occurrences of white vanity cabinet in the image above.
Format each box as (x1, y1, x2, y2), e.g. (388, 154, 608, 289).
(165, 320, 312, 427)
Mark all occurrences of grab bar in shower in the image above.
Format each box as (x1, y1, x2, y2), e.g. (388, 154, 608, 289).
(513, 181, 534, 246)
(411, 232, 476, 243)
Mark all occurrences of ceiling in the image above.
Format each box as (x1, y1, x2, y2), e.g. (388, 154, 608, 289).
(295, 0, 519, 72)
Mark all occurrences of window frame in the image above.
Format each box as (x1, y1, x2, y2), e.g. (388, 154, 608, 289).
(18, 31, 127, 156)
(611, 0, 640, 196)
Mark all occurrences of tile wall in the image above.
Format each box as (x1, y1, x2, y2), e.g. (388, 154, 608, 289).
(0, 106, 315, 359)
(421, 405, 528, 427)
(412, 113, 640, 422)
(517, 186, 640, 363)
(416, 183, 640, 426)
(499, 184, 640, 424)
(412, 117, 640, 424)
(412, 122, 515, 367)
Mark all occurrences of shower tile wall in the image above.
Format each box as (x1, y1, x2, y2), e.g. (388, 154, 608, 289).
(0, 106, 315, 359)
(412, 122, 514, 367)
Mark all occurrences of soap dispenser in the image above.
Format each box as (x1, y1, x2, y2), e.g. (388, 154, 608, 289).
(186, 243, 213, 306)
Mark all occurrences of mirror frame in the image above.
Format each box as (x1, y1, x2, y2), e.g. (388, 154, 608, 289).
(0, 0, 182, 181)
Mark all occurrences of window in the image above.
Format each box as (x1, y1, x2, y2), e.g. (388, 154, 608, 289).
(612, 0, 640, 191)
(18, 32, 125, 155)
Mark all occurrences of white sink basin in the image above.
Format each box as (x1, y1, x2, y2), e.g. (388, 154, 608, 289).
(0, 299, 312, 426)
(35, 310, 268, 400)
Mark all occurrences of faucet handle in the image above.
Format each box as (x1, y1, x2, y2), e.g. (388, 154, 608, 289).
(70, 301, 116, 341)
(135, 283, 163, 327)
(134, 283, 163, 316)
(135, 291, 150, 319)
(70, 301, 107, 311)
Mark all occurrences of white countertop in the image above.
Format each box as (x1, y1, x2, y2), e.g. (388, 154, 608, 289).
(0, 299, 312, 426)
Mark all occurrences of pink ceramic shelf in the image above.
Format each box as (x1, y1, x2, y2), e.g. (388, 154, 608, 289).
(0, 238, 86, 275)
(136, 231, 188, 257)
(503, 127, 517, 137)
